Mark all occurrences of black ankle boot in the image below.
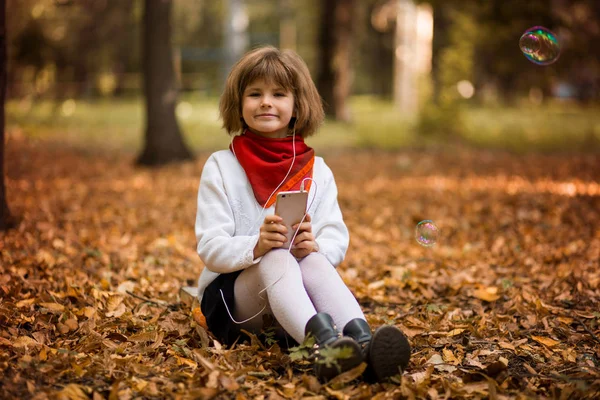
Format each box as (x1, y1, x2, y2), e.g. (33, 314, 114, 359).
(304, 313, 363, 381)
(343, 318, 412, 383)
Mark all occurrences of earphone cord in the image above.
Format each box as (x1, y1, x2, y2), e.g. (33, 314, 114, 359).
(221, 177, 318, 324)
(230, 127, 297, 223)
(221, 127, 304, 324)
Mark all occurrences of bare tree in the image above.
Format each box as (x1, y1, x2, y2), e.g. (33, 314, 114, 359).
(137, 0, 193, 166)
(222, 0, 249, 85)
(0, 0, 12, 231)
(317, 0, 355, 122)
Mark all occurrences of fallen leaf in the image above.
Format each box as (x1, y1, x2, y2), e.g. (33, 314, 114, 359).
(531, 335, 560, 348)
(55, 384, 89, 400)
(472, 287, 501, 302)
(426, 353, 457, 373)
(12, 336, 41, 350)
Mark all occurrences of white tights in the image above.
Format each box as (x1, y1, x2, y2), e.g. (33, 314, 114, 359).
(232, 249, 366, 344)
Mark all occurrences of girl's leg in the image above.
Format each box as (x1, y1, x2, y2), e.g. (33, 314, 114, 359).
(299, 252, 366, 329)
(233, 249, 316, 343)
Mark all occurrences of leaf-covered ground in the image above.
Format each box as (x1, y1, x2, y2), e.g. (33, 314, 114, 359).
(1, 137, 599, 399)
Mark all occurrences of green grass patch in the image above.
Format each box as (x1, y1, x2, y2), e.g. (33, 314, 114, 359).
(462, 104, 600, 153)
(6, 95, 600, 154)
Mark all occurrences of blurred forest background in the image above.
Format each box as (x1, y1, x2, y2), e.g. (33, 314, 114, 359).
(2, 2, 600, 397)
(5, 0, 600, 157)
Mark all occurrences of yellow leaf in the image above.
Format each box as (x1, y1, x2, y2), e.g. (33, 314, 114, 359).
(105, 295, 124, 312)
(472, 287, 501, 302)
(57, 323, 70, 334)
(16, 298, 36, 308)
(129, 331, 159, 343)
(442, 348, 459, 364)
(368, 280, 385, 290)
(532, 335, 560, 348)
(132, 377, 148, 392)
(447, 328, 465, 336)
(56, 384, 88, 400)
(498, 341, 515, 351)
(65, 318, 79, 331)
(39, 302, 65, 313)
(175, 355, 198, 369)
(105, 302, 127, 318)
(36, 250, 56, 267)
(557, 317, 573, 325)
(82, 307, 97, 319)
(39, 347, 47, 361)
(325, 386, 350, 400)
(13, 336, 41, 349)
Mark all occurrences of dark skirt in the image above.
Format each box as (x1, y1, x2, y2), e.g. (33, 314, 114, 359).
(200, 271, 243, 346)
(200, 271, 298, 349)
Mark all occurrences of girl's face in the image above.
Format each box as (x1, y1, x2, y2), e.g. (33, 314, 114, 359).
(241, 79, 295, 138)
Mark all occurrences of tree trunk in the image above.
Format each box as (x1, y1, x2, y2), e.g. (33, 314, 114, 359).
(137, 0, 193, 166)
(0, 0, 12, 231)
(394, 0, 418, 115)
(317, 0, 354, 122)
(222, 0, 249, 86)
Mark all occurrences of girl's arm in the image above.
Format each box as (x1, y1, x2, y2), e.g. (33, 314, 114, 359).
(195, 156, 261, 273)
(311, 165, 350, 267)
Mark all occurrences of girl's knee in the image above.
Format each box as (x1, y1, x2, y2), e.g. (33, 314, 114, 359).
(259, 249, 299, 275)
(299, 253, 336, 278)
(302, 252, 330, 265)
(261, 248, 296, 264)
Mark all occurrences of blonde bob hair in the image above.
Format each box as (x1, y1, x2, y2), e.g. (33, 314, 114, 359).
(219, 46, 325, 137)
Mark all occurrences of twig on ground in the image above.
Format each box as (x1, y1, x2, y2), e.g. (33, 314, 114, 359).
(572, 315, 600, 345)
(126, 290, 175, 309)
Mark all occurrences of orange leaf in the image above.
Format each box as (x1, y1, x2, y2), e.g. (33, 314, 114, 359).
(192, 307, 208, 330)
(472, 287, 501, 302)
(531, 335, 560, 348)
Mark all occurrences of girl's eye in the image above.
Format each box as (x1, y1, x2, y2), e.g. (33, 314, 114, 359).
(275, 93, 286, 97)
(248, 93, 260, 97)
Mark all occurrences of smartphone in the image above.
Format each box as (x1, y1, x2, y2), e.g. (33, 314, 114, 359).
(274, 190, 309, 246)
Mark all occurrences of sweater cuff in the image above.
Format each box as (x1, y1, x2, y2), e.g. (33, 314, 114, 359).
(248, 234, 263, 265)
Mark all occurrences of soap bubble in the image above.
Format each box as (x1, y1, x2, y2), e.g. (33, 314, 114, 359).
(519, 26, 560, 66)
(415, 220, 438, 247)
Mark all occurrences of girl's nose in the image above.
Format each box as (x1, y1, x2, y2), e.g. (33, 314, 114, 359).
(260, 96, 272, 107)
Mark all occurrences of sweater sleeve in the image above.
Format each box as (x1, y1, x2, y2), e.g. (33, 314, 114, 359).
(310, 164, 350, 267)
(195, 155, 260, 273)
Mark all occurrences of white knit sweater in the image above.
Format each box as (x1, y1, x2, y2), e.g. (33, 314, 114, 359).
(195, 150, 349, 301)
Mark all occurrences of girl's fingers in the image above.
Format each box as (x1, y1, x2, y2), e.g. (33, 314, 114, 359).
(292, 221, 312, 232)
(264, 223, 287, 235)
(294, 240, 314, 250)
(264, 232, 287, 242)
(265, 214, 283, 223)
(293, 232, 314, 245)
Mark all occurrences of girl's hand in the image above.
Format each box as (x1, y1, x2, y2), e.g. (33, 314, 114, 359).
(254, 215, 288, 259)
(290, 214, 319, 259)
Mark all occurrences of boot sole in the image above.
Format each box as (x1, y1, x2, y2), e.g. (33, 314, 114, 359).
(368, 326, 411, 382)
(315, 337, 363, 382)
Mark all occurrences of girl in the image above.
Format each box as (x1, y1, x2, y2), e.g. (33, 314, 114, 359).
(195, 46, 411, 382)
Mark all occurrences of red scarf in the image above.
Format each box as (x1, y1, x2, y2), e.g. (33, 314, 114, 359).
(230, 130, 314, 208)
